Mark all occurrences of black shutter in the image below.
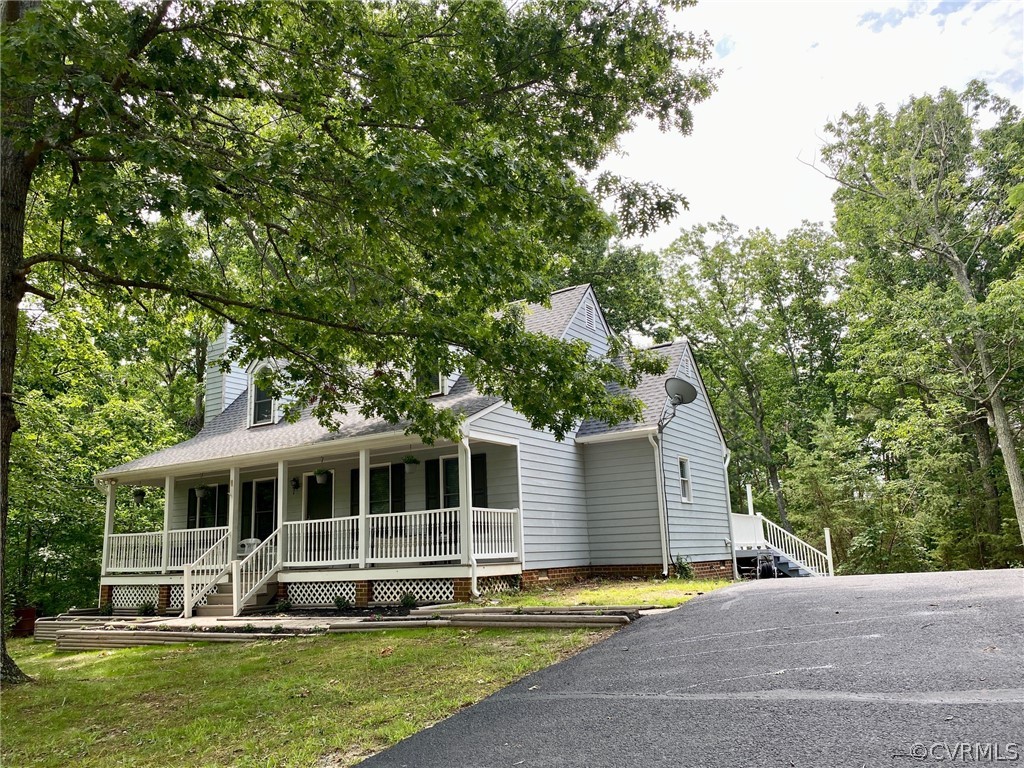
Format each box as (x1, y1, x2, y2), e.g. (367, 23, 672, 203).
(241, 482, 253, 539)
(350, 468, 359, 516)
(424, 458, 440, 509)
(391, 463, 406, 513)
(187, 488, 198, 529)
(471, 453, 487, 507)
(216, 484, 230, 527)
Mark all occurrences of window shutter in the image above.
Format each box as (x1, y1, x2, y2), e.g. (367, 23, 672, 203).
(216, 484, 230, 527)
(424, 458, 440, 509)
(241, 482, 253, 540)
(471, 454, 487, 507)
(187, 489, 198, 529)
(391, 463, 406, 513)
(350, 468, 359, 516)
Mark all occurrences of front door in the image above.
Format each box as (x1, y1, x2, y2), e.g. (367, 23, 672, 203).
(241, 479, 278, 541)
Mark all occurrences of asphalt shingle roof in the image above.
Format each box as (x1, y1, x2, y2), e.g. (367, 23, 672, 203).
(575, 341, 687, 437)
(101, 285, 594, 477)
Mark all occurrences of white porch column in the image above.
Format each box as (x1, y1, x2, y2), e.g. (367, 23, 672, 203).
(228, 466, 241, 559)
(100, 480, 117, 576)
(276, 459, 288, 567)
(458, 437, 472, 564)
(161, 476, 174, 573)
(824, 527, 834, 577)
(358, 448, 369, 568)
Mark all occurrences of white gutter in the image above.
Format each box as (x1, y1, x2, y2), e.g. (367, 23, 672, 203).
(722, 449, 740, 580)
(648, 434, 671, 577)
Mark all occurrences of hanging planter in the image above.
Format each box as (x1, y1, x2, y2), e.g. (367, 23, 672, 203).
(194, 484, 212, 500)
(313, 468, 331, 485)
(402, 455, 420, 465)
(132, 488, 146, 506)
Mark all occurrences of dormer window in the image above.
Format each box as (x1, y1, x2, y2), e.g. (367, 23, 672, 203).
(415, 363, 446, 397)
(249, 364, 277, 427)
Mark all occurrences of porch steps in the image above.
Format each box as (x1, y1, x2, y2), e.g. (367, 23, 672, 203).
(191, 580, 277, 617)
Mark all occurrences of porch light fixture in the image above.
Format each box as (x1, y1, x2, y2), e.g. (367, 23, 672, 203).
(132, 488, 146, 506)
(290, 477, 301, 493)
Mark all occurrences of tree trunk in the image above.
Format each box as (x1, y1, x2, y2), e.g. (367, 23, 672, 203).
(1, 133, 32, 685)
(968, 407, 1002, 536)
(945, 255, 1024, 545)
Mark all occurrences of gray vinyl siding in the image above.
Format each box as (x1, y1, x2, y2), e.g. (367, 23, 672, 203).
(660, 350, 731, 563)
(584, 439, 662, 565)
(472, 404, 590, 569)
(562, 292, 610, 358)
(204, 326, 248, 423)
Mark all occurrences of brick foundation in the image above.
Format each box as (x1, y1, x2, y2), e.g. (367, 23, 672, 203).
(276, 583, 289, 601)
(521, 560, 733, 586)
(157, 585, 171, 615)
(354, 581, 371, 608)
(99, 585, 113, 608)
(452, 578, 472, 603)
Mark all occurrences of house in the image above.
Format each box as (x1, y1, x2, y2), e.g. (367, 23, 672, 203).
(95, 284, 741, 617)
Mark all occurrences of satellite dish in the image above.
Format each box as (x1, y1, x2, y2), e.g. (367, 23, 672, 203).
(665, 377, 698, 406)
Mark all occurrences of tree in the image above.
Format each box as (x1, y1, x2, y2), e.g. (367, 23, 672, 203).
(664, 219, 843, 529)
(1, 1, 715, 681)
(822, 81, 1024, 543)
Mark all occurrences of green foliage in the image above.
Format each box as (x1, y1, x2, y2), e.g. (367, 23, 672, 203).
(136, 600, 157, 617)
(276, 600, 292, 613)
(399, 592, 418, 610)
(333, 595, 353, 612)
(672, 554, 694, 580)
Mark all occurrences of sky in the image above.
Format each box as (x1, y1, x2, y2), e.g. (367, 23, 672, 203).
(601, 0, 1024, 253)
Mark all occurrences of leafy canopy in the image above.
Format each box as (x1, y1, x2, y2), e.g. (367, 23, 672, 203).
(4, 0, 717, 441)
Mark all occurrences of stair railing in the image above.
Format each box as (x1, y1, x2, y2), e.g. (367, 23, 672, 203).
(183, 530, 231, 618)
(758, 514, 833, 577)
(233, 527, 281, 615)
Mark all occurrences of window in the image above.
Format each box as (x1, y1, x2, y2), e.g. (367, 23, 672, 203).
(349, 464, 406, 515)
(240, 478, 277, 541)
(415, 364, 445, 397)
(252, 382, 274, 425)
(424, 454, 487, 509)
(187, 484, 229, 528)
(678, 458, 692, 502)
(304, 472, 333, 521)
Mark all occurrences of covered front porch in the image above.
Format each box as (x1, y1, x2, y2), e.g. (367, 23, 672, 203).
(98, 434, 522, 615)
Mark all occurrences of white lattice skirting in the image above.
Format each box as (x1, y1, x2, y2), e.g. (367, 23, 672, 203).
(478, 575, 520, 596)
(110, 585, 159, 610)
(373, 579, 454, 605)
(168, 585, 208, 609)
(287, 581, 357, 607)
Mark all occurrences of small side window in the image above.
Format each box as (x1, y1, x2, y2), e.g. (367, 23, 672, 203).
(678, 458, 692, 503)
(415, 365, 445, 397)
(252, 382, 274, 425)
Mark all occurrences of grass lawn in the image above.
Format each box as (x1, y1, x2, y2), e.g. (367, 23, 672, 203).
(464, 576, 733, 609)
(1, 627, 609, 768)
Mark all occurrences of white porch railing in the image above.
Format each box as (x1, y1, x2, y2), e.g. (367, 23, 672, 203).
(107, 532, 163, 572)
(471, 507, 519, 559)
(182, 530, 230, 618)
(733, 513, 833, 577)
(283, 517, 359, 567)
(368, 508, 461, 563)
(233, 527, 281, 615)
(168, 526, 229, 570)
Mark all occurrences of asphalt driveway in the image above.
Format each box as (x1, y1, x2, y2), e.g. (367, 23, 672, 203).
(360, 570, 1024, 768)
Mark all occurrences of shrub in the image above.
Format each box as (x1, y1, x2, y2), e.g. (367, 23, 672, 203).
(276, 599, 292, 613)
(137, 600, 157, 616)
(99, 601, 114, 616)
(334, 595, 353, 612)
(399, 592, 418, 610)
(673, 553, 694, 580)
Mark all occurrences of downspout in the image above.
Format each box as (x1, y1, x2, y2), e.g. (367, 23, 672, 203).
(722, 449, 740, 580)
(648, 434, 671, 577)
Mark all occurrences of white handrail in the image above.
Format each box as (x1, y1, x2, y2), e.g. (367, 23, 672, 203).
(234, 528, 281, 615)
(167, 526, 229, 569)
(283, 517, 358, 567)
(183, 531, 230, 618)
(470, 507, 519, 559)
(107, 532, 163, 572)
(758, 514, 832, 577)
(368, 508, 461, 563)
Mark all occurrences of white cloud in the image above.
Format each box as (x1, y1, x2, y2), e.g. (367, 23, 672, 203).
(603, 0, 1024, 252)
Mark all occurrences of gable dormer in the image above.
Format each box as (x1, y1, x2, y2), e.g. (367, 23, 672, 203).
(562, 286, 611, 359)
(204, 324, 249, 425)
